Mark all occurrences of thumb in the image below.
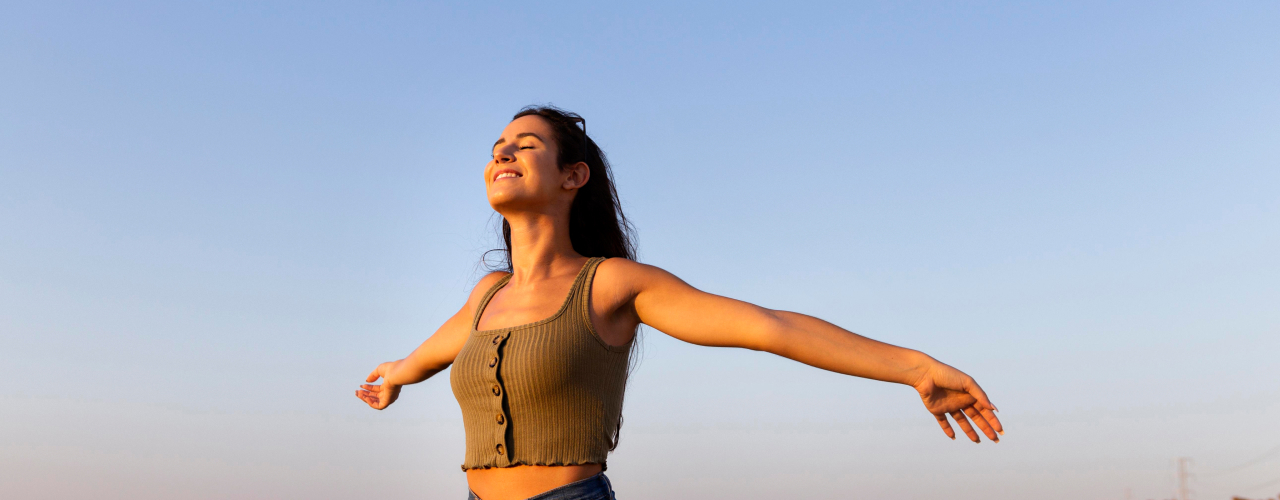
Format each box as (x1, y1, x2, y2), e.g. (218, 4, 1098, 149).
(366, 368, 381, 383)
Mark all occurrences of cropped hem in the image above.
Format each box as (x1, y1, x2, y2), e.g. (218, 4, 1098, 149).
(460, 460, 607, 472)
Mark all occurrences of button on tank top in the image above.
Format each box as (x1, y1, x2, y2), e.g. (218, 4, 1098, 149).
(449, 257, 632, 471)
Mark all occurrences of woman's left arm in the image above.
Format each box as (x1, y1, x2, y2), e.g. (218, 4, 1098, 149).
(619, 259, 1004, 443)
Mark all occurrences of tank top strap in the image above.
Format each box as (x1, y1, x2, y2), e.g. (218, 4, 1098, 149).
(568, 257, 629, 352)
(567, 256, 607, 311)
(471, 272, 513, 331)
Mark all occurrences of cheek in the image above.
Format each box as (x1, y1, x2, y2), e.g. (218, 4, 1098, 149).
(537, 153, 564, 178)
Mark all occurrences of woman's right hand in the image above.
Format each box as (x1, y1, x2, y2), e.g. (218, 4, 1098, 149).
(351, 271, 511, 411)
(356, 361, 402, 410)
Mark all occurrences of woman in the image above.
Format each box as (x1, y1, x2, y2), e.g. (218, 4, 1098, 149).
(356, 106, 1004, 500)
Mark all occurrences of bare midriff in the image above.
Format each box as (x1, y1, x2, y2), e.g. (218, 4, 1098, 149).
(465, 463, 603, 500)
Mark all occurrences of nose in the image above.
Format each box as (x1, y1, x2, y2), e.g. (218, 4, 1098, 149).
(494, 149, 515, 163)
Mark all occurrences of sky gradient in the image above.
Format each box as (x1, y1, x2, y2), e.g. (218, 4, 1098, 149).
(2, 2, 1278, 499)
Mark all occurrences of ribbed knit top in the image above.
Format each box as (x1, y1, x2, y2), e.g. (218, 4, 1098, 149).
(449, 257, 632, 471)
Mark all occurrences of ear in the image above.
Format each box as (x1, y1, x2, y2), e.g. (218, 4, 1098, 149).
(562, 162, 590, 190)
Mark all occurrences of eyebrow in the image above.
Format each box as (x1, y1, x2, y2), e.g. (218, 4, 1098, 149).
(492, 132, 545, 150)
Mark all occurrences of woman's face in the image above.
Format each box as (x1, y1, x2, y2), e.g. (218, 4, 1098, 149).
(485, 115, 587, 214)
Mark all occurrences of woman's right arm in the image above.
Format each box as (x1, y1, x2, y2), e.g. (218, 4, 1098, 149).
(355, 271, 509, 410)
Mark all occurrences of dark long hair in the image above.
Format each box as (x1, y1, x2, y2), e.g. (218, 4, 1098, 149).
(483, 105, 637, 270)
(482, 105, 639, 452)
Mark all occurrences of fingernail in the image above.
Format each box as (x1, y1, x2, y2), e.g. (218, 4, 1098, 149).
(998, 430, 1004, 435)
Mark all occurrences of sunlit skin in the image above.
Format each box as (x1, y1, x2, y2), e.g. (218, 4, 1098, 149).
(356, 115, 1004, 500)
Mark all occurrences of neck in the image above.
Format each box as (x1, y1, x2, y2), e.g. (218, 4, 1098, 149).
(503, 210, 583, 285)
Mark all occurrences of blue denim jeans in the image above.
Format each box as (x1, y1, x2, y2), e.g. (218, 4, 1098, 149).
(466, 473, 616, 500)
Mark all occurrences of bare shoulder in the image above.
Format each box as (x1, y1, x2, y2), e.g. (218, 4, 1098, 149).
(588, 258, 663, 344)
(463, 270, 510, 311)
(597, 257, 687, 285)
(594, 257, 691, 303)
(596, 257, 647, 291)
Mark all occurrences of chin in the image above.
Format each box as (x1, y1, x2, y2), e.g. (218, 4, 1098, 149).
(487, 192, 528, 212)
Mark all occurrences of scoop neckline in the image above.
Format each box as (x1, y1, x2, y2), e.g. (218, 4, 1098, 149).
(471, 257, 600, 335)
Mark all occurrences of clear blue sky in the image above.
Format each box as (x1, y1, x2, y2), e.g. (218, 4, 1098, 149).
(2, 2, 1277, 499)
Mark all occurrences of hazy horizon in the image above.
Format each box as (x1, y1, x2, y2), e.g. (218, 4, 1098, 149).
(2, 2, 1278, 499)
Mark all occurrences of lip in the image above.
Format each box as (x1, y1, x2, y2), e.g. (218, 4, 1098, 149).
(492, 168, 522, 183)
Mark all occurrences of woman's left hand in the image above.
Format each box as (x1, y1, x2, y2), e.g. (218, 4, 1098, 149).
(913, 359, 1003, 442)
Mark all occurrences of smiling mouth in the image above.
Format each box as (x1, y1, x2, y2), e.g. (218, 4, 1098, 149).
(495, 172, 521, 181)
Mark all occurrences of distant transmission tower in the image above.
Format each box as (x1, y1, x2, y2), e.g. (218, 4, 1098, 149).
(1176, 457, 1193, 500)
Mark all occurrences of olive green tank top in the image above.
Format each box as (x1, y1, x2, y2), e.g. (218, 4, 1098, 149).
(449, 257, 632, 471)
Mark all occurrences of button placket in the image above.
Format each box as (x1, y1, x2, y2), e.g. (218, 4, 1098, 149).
(489, 331, 511, 464)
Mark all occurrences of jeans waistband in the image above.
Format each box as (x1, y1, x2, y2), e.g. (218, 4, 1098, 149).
(467, 472, 615, 500)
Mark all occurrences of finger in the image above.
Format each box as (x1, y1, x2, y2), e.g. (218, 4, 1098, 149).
(963, 406, 998, 442)
(366, 369, 381, 383)
(977, 406, 1004, 435)
(965, 380, 998, 413)
(934, 413, 956, 440)
(356, 390, 380, 406)
(950, 410, 980, 443)
(361, 384, 383, 392)
(969, 406, 1003, 439)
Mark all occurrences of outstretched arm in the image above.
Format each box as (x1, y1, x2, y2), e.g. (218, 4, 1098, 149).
(619, 260, 1004, 442)
(355, 271, 510, 410)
